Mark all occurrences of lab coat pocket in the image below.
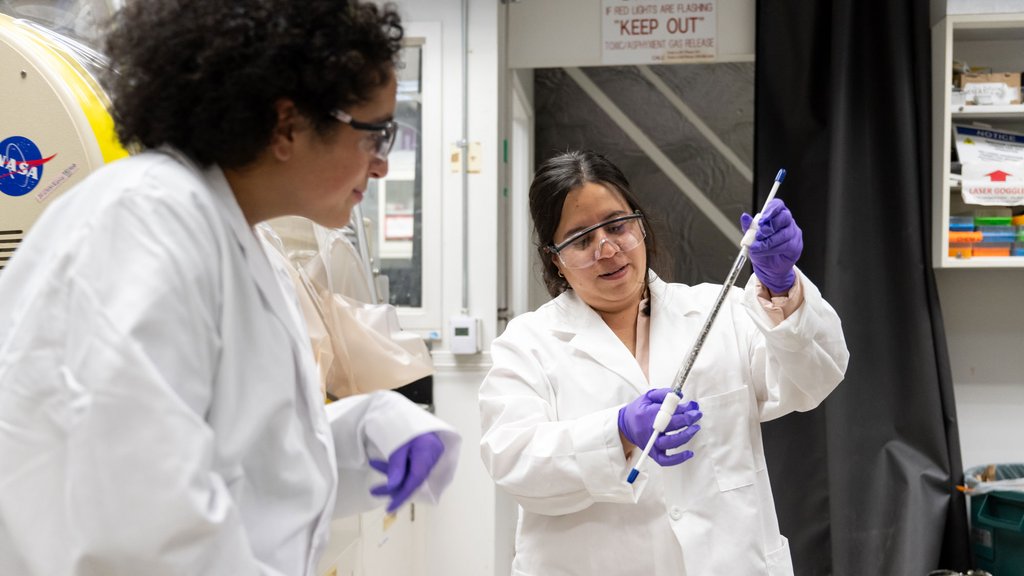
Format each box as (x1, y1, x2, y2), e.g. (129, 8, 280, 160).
(699, 386, 755, 492)
(766, 536, 794, 575)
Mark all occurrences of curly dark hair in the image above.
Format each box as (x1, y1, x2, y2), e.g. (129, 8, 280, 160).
(529, 150, 658, 300)
(101, 0, 403, 168)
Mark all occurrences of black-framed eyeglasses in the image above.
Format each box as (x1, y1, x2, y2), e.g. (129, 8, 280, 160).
(330, 109, 398, 160)
(546, 211, 646, 269)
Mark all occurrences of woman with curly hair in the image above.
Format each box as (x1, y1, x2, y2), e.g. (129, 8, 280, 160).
(0, 1, 459, 574)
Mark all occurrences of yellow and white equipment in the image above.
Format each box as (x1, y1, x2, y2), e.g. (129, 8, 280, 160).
(0, 12, 127, 272)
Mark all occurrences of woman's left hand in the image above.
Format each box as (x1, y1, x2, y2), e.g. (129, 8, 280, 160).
(740, 198, 803, 294)
(370, 432, 445, 513)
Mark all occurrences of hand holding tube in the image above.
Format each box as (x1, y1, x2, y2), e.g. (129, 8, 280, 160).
(618, 388, 702, 467)
(740, 198, 803, 294)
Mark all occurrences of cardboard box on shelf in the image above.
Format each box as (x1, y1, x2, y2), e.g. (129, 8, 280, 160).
(953, 67, 993, 88)
(958, 72, 1021, 105)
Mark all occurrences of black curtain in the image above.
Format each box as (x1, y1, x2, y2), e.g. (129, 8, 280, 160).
(754, 1, 971, 574)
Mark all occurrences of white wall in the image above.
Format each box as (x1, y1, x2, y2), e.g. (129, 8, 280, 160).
(936, 269, 1024, 469)
(931, 3, 1024, 471)
(388, 1, 511, 575)
(392, 0, 501, 352)
(427, 356, 513, 576)
(948, 0, 1024, 15)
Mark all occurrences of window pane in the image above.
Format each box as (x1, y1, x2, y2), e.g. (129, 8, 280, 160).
(364, 44, 422, 308)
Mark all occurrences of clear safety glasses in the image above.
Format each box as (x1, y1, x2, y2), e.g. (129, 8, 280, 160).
(548, 212, 646, 270)
(330, 109, 398, 160)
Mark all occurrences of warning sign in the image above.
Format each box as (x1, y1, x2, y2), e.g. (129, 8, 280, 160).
(961, 162, 1024, 205)
(955, 125, 1024, 205)
(601, 1, 717, 65)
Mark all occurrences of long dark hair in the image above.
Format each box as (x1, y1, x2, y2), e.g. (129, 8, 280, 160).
(528, 150, 658, 300)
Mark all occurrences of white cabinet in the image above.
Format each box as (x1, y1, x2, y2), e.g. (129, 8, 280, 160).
(318, 515, 362, 576)
(359, 505, 423, 576)
(932, 14, 1024, 267)
(317, 505, 423, 576)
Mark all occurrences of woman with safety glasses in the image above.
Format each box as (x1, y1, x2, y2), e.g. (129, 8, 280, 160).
(0, 1, 460, 575)
(479, 150, 848, 575)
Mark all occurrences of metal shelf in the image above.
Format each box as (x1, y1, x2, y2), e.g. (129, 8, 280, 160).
(938, 256, 1024, 268)
(952, 104, 1024, 119)
(933, 14, 1024, 269)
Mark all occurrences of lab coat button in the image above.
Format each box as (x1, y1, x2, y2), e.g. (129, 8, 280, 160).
(669, 506, 683, 521)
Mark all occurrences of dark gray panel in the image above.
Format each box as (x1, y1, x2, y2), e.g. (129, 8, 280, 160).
(534, 63, 755, 287)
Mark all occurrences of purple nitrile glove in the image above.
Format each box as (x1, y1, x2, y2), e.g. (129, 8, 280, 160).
(369, 432, 445, 513)
(740, 198, 803, 294)
(618, 388, 702, 467)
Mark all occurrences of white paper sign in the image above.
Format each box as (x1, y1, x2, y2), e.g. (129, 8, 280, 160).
(961, 162, 1024, 205)
(602, 1, 717, 65)
(954, 125, 1024, 204)
(954, 125, 1024, 165)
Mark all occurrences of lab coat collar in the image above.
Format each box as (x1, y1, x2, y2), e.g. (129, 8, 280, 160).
(188, 155, 309, 353)
(544, 273, 657, 394)
(646, 274, 705, 392)
(546, 271, 705, 393)
(198, 156, 337, 465)
(554, 294, 648, 394)
(646, 272, 703, 316)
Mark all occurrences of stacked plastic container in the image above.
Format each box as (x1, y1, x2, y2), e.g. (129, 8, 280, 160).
(948, 209, 1024, 258)
(1016, 214, 1024, 256)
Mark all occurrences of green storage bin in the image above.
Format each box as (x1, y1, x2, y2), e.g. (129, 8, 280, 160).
(974, 216, 1012, 226)
(966, 464, 1024, 576)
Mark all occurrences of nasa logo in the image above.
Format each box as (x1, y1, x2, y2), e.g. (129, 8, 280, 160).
(1, 136, 57, 198)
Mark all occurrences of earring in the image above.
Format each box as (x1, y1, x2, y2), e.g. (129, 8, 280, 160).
(557, 271, 564, 278)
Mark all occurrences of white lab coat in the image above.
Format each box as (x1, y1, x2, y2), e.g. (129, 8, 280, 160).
(480, 273, 848, 576)
(0, 150, 459, 576)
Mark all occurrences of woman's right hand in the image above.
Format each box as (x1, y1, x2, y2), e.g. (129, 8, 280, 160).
(618, 388, 702, 466)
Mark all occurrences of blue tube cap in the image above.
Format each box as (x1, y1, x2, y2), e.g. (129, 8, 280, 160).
(775, 169, 787, 182)
(627, 468, 639, 484)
